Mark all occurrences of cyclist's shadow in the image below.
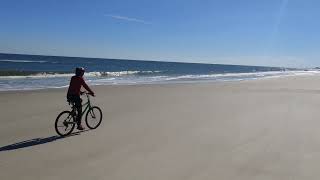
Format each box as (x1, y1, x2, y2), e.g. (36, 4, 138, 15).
(0, 130, 90, 152)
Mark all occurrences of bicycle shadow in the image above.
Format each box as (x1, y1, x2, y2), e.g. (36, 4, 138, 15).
(0, 129, 90, 152)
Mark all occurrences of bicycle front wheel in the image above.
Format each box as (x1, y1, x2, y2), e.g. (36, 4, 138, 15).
(55, 111, 76, 136)
(85, 106, 103, 129)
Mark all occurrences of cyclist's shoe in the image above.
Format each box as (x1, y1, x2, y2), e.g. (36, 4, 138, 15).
(77, 124, 85, 131)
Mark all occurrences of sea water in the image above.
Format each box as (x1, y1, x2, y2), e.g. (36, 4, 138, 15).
(0, 53, 317, 91)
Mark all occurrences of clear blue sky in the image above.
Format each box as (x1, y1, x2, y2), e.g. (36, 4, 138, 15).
(1, 0, 320, 67)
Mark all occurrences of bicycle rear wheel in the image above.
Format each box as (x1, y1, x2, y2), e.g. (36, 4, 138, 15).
(85, 106, 103, 129)
(55, 111, 76, 136)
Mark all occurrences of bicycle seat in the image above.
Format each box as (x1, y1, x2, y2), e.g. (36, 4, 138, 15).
(67, 100, 75, 106)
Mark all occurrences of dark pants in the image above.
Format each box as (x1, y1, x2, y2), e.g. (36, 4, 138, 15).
(67, 94, 82, 125)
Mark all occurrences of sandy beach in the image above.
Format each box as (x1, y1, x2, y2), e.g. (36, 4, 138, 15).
(1, 75, 320, 179)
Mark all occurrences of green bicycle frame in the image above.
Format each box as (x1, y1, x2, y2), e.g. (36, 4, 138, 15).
(70, 93, 93, 116)
(81, 93, 92, 116)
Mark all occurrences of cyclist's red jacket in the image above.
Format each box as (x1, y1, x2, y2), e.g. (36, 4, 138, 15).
(67, 76, 94, 96)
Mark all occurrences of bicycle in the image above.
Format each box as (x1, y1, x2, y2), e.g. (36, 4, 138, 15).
(55, 92, 103, 136)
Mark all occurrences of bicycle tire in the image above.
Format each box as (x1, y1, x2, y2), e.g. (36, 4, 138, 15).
(85, 106, 103, 129)
(55, 111, 76, 136)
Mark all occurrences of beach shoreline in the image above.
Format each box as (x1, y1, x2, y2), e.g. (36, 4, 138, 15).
(0, 71, 317, 93)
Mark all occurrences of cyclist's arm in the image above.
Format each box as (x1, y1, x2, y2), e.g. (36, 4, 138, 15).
(81, 78, 94, 95)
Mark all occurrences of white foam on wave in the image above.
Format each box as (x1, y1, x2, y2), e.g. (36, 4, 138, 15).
(86, 70, 162, 77)
(1, 70, 320, 91)
(0, 73, 75, 79)
(0, 59, 48, 63)
(0, 85, 69, 92)
(86, 71, 140, 77)
(0, 70, 163, 79)
(162, 70, 320, 82)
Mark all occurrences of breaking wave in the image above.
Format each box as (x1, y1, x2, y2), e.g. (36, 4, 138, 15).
(0, 70, 163, 79)
(0, 59, 48, 63)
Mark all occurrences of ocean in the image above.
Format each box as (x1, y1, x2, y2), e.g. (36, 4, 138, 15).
(0, 53, 316, 91)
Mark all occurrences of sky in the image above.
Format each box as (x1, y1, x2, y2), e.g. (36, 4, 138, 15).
(1, 0, 320, 68)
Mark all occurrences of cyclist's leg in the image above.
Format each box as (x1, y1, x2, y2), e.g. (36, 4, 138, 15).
(67, 94, 82, 124)
(74, 96, 82, 125)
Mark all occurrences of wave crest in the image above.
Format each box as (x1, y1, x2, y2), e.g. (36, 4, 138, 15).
(0, 60, 48, 63)
(0, 70, 163, 79)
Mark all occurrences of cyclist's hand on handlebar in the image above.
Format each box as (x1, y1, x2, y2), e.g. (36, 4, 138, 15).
(80, 91, 94, 96)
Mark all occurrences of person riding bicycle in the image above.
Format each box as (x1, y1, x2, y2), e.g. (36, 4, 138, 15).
(67, 67, 95, 130)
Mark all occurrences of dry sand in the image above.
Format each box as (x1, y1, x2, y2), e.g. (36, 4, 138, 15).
(1, 75, 320, 179)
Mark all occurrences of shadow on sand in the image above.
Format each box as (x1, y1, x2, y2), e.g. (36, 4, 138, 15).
(0, 130, 90, 152)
